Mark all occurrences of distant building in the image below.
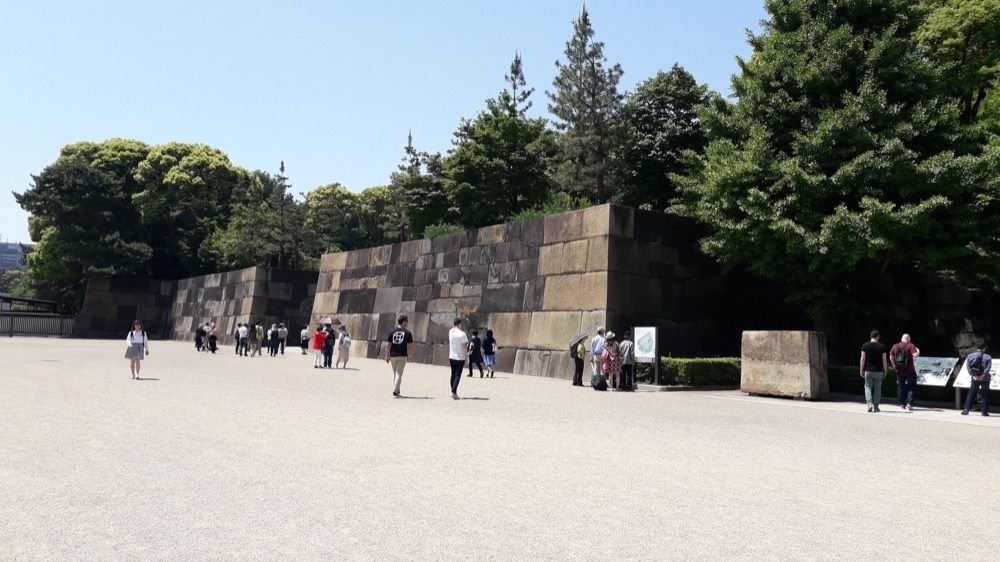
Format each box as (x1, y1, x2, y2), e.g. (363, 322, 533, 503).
(0, 242, 27, 270)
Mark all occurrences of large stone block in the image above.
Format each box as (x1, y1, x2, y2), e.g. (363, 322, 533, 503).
(740, 331, 829, 400)
(482, 283, 525, 312)
(542, 273, 608, 311)
(374, 287, 405, 313)
(543, 210, 584, 245)
(538, 239, 589, 276)
(483, 312, 532, 348)
(580, 205, 611, 239)
(527, 311, 583, 351)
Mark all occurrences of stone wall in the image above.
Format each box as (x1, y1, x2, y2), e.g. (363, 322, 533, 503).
(310, 204, 799, 379)
(312, 206, 618, 378)
(75, 267, 316, 345)
(75, 277, 175, 339)
(169, 266, 317, 345)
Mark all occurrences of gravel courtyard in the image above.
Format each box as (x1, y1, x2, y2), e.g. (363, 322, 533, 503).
(2, 337, 997, 561)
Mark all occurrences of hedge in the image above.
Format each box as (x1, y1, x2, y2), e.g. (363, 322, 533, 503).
(636, 357, 741, 387)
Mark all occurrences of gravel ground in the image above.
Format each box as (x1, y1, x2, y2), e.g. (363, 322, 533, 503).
(1, 337, 997, 561)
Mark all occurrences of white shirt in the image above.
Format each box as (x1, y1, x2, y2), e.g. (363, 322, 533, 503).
(300, 328, 309, 340)
(449, 327, 469, 361)
(238, 326, 249, 338)
(126, 330, 149, 351)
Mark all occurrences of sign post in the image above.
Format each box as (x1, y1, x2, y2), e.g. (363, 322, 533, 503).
(634, 326, 658, 387)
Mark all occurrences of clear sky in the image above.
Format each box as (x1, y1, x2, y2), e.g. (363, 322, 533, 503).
(0, 0, 765, 244)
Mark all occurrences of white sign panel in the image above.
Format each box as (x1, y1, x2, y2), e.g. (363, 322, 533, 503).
(953, 359, 1000, 390)
(634, 327, 657, 364)
(913, 357, 959, 387)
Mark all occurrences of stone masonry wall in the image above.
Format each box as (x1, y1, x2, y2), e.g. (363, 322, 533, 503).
(74, 277, 175, 339)
(312, 205, 618, 378)
(169, 266, 317, 345)
(75, 267, 316, 345)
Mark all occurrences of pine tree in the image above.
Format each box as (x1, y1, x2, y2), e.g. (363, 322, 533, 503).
(389, 132, 450, 238)
(547, 5, 623, 203)
(504, 51, 533, 116)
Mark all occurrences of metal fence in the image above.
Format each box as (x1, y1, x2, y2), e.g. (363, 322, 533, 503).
(0, 313, 75, 337)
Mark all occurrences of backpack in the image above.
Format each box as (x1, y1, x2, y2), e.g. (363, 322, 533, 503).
(967, 352, 986, 377)
(591, 373, 608, 391)
(570, 342, 579, 359)
(340, 335, 351, 348)
(893, 345, 909, 369)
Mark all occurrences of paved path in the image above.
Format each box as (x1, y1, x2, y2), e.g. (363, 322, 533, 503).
(1, 338, 997, 561)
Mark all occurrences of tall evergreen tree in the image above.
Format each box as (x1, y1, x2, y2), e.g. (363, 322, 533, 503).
(610, 64, 712, 210)
(444, 53, 557, 228)
(389, 132, 450, 238)
(676, 0, 991, 318)
(547, 5, 624, 203)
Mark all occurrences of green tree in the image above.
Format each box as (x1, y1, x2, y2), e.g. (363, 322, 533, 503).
(15, 156, 153, 308)
(389, 133, 450, 238)
(547, 5, 624, 203)
(301, 183, 362, 255)
(355, 185, 405, 246)
(133, 142, 255, 277)
(676, 0, 990, 318)
(610, 64, 712, 210)
(204, 163, 306, 270)
(917, 0, 1000, 124)
(444, 53, 558, 228)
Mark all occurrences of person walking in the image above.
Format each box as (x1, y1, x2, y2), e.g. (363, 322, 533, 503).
(194, 323, 206, 352)
(277, 323, 288, 355)
(448, 318, 469, 399)
(889, 333, 920, 410)
(268, 323, 280, 357)
(602, 332, 623, 391)
(125, 320, 150, 380)
(590, 328, 606, 377)
(482, 329, 497, 378)
(312, 325, 327, 369)
(962, 344, 992, 416)
(234, 323, 242, 354)
(237, 323, 250, 357)
(571, 337, 587, 387)
(860, 330, 888, 413)
(248, 322, 260, 357)
(299, 324, 310, 355)
(467, 329, 484, 378)
(208, 322, 218, 354)
(619, 332, 635, 391)
(336, 326, 351, 369)
(384, 315, 414, 397)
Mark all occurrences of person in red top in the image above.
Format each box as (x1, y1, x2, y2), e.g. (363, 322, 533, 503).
(889, 333, 921, 411)
(311, 325, 327, 369)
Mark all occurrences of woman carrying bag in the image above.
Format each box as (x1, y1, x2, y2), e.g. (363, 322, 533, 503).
(125, 320, 150, 380)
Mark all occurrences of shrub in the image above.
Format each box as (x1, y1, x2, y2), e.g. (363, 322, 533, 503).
(639, 357, 741, 387)
(422, 223, 463, 238)
(513, 193, 583, 221)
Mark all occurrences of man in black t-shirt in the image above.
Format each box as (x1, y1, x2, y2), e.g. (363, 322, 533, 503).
(860, 330, 888, 413)
(384, 315, 414, 397)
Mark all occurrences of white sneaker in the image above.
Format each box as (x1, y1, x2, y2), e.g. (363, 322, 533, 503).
(451, 393, 459, 400)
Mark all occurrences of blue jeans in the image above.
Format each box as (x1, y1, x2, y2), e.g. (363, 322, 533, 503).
(964, 375, 992, 413)
(864, 371, 884, 407)
(897, 373, 917, 406)
(449, 360, 465, 394)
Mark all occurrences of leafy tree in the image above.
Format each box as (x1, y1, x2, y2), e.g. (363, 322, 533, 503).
(444, 53, 558, 229)
(301, 183, 362, 255)
(355, 186, 405, 246)
(205, 163, 306, 270)
(610, 64, 712, 210)
(389, 133, 450, 238)
(917, 0, 1000, 124)
(676, 0, 990, 318)
(132, 142, 255, 278)
(14, 156, 152, 308)
(547, 5, 624, 203)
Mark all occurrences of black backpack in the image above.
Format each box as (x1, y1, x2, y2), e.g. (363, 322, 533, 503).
(893, 345, 909, 369)
(570, 343, 579, 359)
(968, 352, 986, 377)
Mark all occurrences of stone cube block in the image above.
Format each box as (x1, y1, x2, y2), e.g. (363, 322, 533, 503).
(740, 331, 829, 400)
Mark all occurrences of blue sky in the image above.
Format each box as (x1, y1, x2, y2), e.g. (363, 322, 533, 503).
(0, 0, 765, 243)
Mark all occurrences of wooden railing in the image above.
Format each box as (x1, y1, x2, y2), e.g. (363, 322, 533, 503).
(0, 312, 75, 337)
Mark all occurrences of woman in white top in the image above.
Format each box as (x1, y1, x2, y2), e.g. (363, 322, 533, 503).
(125, 320, 150, 380)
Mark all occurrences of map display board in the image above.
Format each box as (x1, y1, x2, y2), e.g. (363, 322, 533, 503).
(913, 357, 959, 387)
(634, 327, 657, 364)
